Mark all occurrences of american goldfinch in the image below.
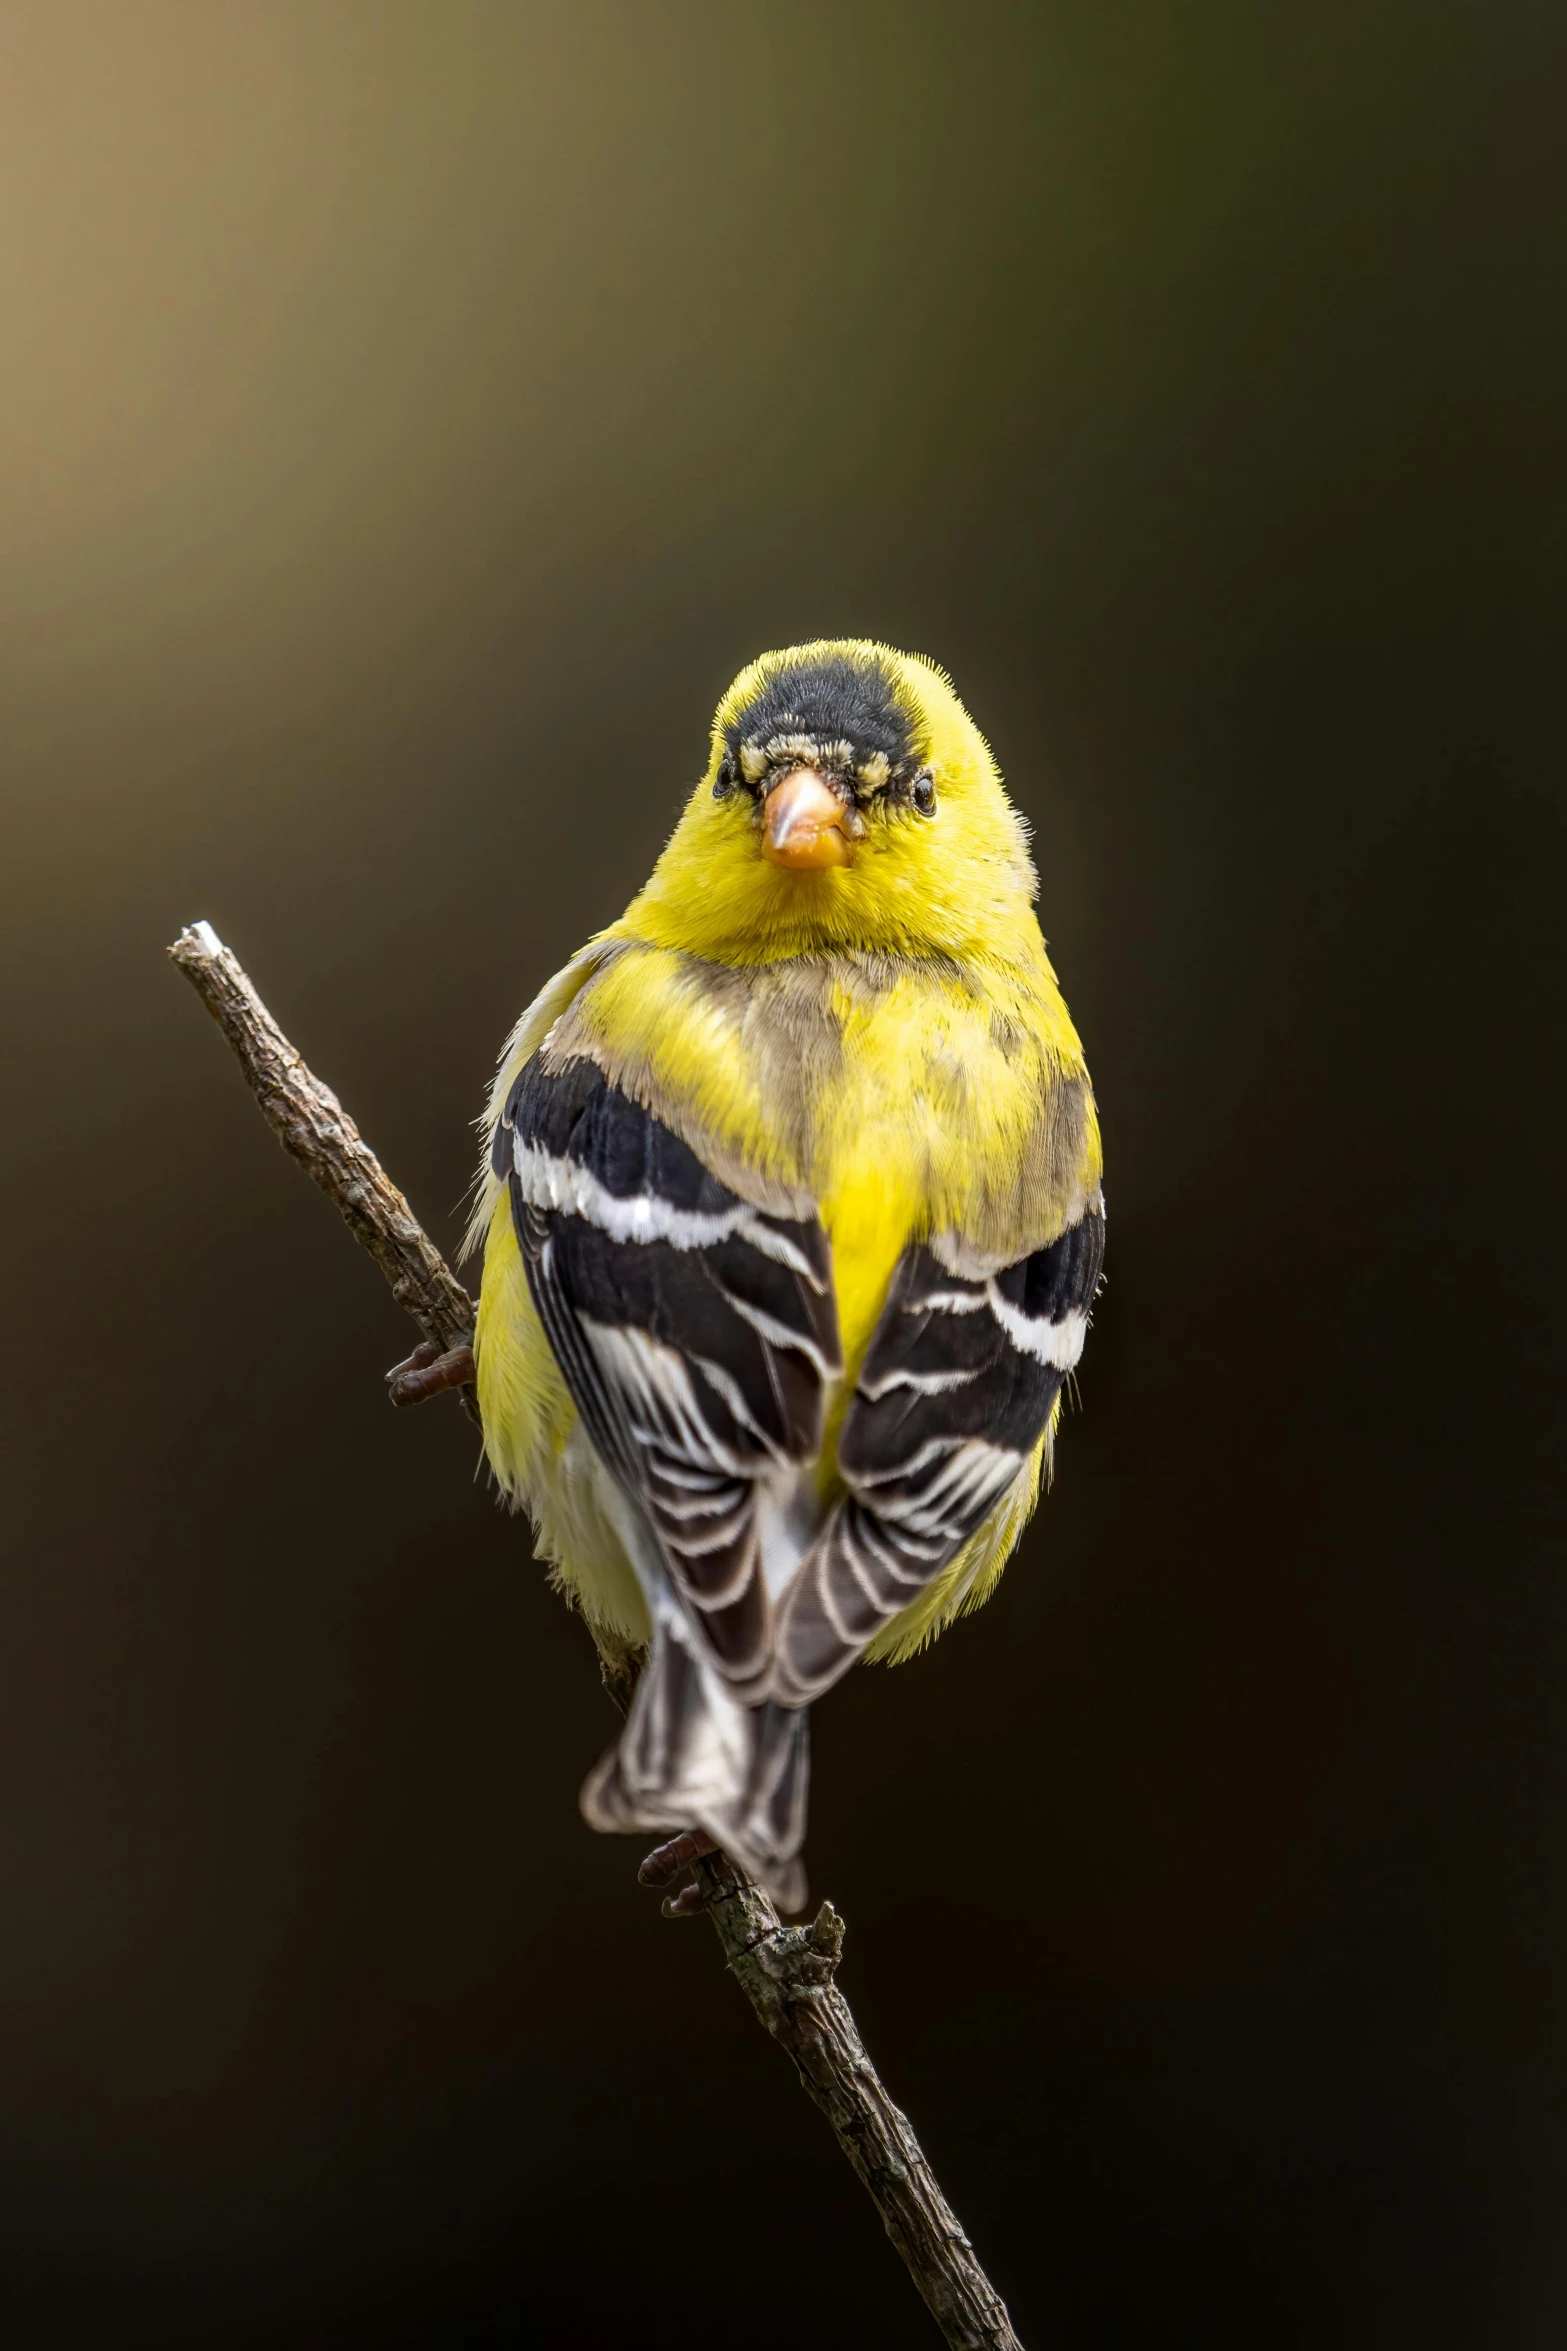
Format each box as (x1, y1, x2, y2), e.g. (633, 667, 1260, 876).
(464, 642, 1103, 1908)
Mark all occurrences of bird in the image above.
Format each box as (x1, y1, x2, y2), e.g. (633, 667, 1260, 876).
(403, 641, 1104, 1911)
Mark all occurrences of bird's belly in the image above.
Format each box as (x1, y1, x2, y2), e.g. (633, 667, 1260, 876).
(810, 1103, 930, 1505)
(820, 1157, 919, 1385)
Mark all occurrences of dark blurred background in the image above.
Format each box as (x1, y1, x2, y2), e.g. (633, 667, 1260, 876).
(1, 3, 1563, 2343)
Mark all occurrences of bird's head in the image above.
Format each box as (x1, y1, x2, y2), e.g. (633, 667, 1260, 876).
(620, 641, 1041, 964)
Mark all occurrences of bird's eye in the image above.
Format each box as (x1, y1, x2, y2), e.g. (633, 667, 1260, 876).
(911, 769, 937, 816)
(713, 751, 738, 800)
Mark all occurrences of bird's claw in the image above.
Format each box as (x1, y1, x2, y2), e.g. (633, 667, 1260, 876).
(386, 1338, 476, 1407)
(639, 1826, 720, 1918)
(638, 1826, 719, 1887)
(661, 1882, 708, 1920)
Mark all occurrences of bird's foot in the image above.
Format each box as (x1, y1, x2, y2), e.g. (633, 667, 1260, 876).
(659, 1881, 709, 1920)
(638, 1826, 719, 1919)
(386, 1339, 476, 1407)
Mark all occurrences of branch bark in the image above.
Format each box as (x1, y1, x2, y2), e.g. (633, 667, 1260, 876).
(168, 920, 480, 1426)
(692, 1851, 1025, 2348)
(168, 918, 1025, 2351)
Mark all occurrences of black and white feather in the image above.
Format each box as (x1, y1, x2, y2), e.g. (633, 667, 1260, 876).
(492, 1053, 840, 1900)
(771, 1207, 1105, 1706)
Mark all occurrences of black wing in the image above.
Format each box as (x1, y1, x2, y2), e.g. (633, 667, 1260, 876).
(771, 1206, 1105, 1704)
(494, 1054, 841, 1686)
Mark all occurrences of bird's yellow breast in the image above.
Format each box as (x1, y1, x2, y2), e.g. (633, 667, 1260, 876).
(546, 936, 1098, 1381)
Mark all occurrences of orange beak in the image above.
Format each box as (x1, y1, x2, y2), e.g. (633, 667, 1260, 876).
(761, 767, 854, 871)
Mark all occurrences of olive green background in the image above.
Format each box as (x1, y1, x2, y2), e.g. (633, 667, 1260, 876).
(2, 4, 1562, 2344)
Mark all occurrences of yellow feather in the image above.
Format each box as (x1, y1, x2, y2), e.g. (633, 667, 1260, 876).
(475, 1200, 652, 1653)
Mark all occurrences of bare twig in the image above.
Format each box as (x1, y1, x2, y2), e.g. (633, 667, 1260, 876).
(168, 920, 480, 1426)
(168, 919, 1025, 2351)
(692, 1852, 1025, 2348)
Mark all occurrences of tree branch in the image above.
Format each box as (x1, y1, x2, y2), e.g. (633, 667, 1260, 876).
(691, 1852, 1025, 2348)
(168, 920, 480, 1426)
(168, 919, 1025, 2351)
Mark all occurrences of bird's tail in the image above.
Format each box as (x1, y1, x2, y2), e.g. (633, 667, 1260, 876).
(579, 1612, 810, 1911)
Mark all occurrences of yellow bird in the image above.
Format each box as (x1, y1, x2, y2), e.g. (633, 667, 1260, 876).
(458, 642, 1102, 1908)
